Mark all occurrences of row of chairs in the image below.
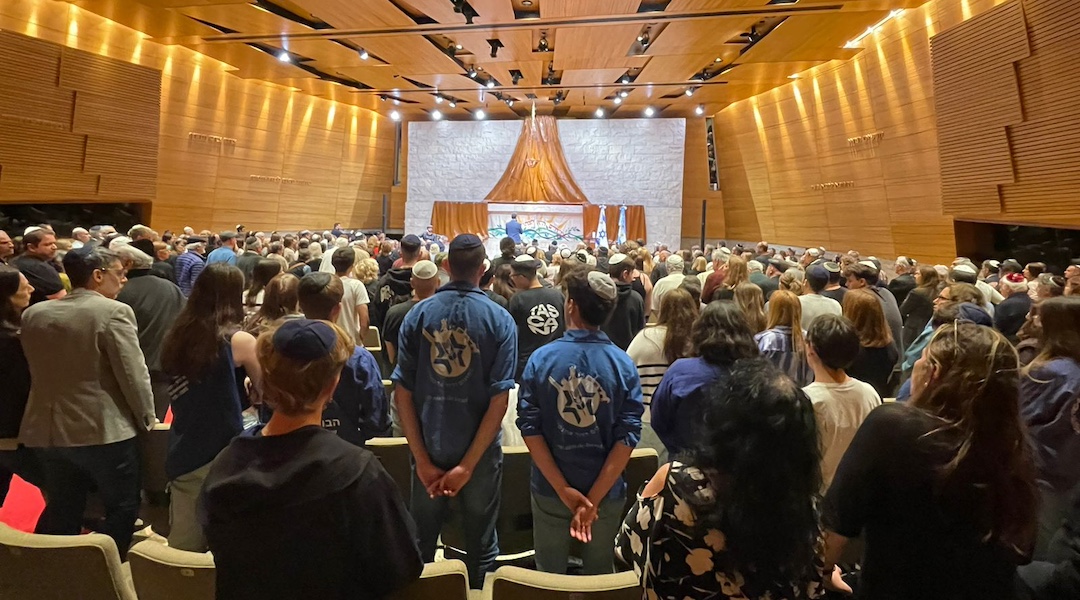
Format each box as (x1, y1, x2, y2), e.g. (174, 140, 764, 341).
(0, 523, 639, 600)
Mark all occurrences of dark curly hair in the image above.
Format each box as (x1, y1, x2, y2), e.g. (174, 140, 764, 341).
(692, 300, 758, 366)
(688, 357, 822, 584)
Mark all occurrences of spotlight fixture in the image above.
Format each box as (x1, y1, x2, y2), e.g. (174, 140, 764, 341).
(277, 51, 291, 63)
(522, 0, 533, 5)
(475, 109, 486, 120)
(620, 74, 631, 84)
(467, 66, 478, 78)
(486, 79, 496, 88)
(613, 96, 622, 105)
(695, 105, 704, 115)
(537, 32, 550, 52)
(644, 106, 655, 117)
(619, 90, 629, 98)
(714, 57, 722, 63)
(358, 48, 369, 60)
(552, 91, 565, 105)
(685, 87, 696, 96)
(448, 100, 457, 108)
(637, 28, 650, 48)
(456, 43, 463, 50)
(488, 39, 504, 59)
(788, 73, 801, 79)
(695, 69, 711, 82)
(432, 109, 443, 120)
(390, 110, 401, 121)
(506, 98, 515, 107)
(843, 9, 904, 48)
(511, 72, 523, 85)
(445, 43, 457, 58)
(435, 95, 443, 104)
(595, 108, 605, 118)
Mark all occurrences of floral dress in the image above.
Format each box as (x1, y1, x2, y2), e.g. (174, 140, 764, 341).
(615, 461, 825, 600)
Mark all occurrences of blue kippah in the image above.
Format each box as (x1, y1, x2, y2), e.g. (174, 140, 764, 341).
(272, 319, 337, 361)
(449, 234, 482, 251)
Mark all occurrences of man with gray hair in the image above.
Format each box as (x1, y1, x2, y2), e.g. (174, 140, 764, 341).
(175, 237, 207, 297)
(115, 244, 186, 419)
(888, 256, 917, 307)
(650, 253, 687, 316)
(128, 224, 155, 242)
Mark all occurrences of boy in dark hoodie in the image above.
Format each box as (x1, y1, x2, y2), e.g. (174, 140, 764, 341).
(371, 234, 422, 329)
(600, 253, 645, 350)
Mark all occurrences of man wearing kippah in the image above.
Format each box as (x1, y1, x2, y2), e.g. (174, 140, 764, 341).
(508, 255, 565, 380)
(391, 233, 517, 589)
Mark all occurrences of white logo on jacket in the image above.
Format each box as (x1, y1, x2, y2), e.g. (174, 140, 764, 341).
(550, 365, 610, 428)
(423, 319, 478, 378)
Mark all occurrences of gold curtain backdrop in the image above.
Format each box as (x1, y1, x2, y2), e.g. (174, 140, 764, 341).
(484, 115, 589, 204)
(430, 202, 488, 239)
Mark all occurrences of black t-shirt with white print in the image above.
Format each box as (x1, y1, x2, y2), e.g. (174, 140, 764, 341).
(508, 286, 566, 379)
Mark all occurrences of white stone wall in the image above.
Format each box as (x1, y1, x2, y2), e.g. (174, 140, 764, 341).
(406, 118, 685, 245)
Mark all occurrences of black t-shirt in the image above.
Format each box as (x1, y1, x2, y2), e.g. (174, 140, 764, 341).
(508, 287, 566, 378)
(12, 255, 63, 305)
(846, 344, 899, 398)
(0, 331, 30, 439)
(824, 403, 1026, 600)
(382, 299, 417, 355)
(820, 287, 848, 305)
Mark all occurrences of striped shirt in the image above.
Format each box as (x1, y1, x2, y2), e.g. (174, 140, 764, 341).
(626, 325, 672, 423)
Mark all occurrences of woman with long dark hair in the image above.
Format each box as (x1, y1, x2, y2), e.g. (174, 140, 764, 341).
(627, 287, 699, 463)
(243, 272, 301, 335)
(0, 265, 38, 505)
(824, 322, 1038, 598)
(618, 358, 824, 599)
(899, 265, 941, 349)
(244, 258, 283, 314)
(160, 263, 263, 552)
(650, 301, 758, 455)
(1019, 296, 1080, 557)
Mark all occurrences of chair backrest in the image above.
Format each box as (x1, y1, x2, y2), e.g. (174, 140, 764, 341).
(387, 559, 469, 600)
(366, 437, 412, 498)
(363, 326, 382, 350)
(128, 540, 216, 600)
(623, 448, 659, 517)
(484, 566, 640, 600)
(139, 422, 171, 502)
(0, 522, 137, 600)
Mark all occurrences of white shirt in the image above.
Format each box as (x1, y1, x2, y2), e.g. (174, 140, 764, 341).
(651, 272, 686, 314)
(799, 294, 843, 330)
(625, 325, 671, 423)
(804, 377, 882, 490)
(336, 276, 370, 346)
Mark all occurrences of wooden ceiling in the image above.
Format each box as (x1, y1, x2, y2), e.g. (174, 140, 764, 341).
(68, 0, 927, 119)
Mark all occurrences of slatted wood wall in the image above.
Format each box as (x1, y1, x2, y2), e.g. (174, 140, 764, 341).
(0, 0, 398, 232)
(681, 117, 724, 242)
(713, 0, 1026, 264)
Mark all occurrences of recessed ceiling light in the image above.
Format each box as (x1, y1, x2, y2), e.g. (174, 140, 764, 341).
(619, 90, 629, 98)
(595, 108, 605, 118)
(486, 80, 495, 88)
(475, 109, 486, 120)
(358, 48, 369, 60)
(522, 0, 533, 5)
(685, 87, 695, 96)
(448, 100, 457, 108)
(390, 110, 401, 121)
(468, 67, 478, 78)
(695, 105, 704, 116)
(644, 106, 655, 117)
(714, 57, 722, 63)
(435, 95, 443, 104)
(455, 43, 463, 50)
(613, 96, 622, 105)
(432, 110, 442, 120)
(788, 73, 801, 79)
(277, 51, 291, 63)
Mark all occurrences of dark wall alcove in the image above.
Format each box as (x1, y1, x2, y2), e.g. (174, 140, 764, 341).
(0, 203, 146, 239)
(955, 220, 1080, 274)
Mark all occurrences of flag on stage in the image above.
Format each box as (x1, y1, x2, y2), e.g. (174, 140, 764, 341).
(596, 205, 609, 248)
(616, 206, 627, 246)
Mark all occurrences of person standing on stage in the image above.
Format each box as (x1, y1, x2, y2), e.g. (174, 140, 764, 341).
(506, 214, 523, 245)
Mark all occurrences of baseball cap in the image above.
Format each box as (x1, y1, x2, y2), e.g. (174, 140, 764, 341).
(220, 231, 238, 240)
(401, 234, 422, 250)
(449, 234, 483, 251)
(411, 260, 438, 280)
(587, 271, 617, 301)
(272, 319, 338, 361)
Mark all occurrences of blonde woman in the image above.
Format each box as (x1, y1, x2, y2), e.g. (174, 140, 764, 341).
(733, 282, 768, 334)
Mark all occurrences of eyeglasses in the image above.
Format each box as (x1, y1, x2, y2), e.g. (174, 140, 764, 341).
(99, 267, 127, 277)
(935, 293, 949, 301)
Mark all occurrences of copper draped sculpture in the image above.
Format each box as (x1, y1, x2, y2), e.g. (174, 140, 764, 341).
(484, 114, 589, 204)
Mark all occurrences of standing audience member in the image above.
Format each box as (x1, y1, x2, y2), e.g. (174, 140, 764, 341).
(391, 234, 517, 588)
(332, 248, 370, 345)
(160, 263, 261, 552)
(842, 288, 900, 398)
(517, 268, 643, 574)
(803, 314, 881, 489)
(651, 254, 687, 315)
(845, 261, 903, 356)
(20, 247, 155, 558)
(175, 237, 207, 297)
(372, 235, 422, 329)
(819, 262, 847, 305)
(235, 236, 263, 286)
(799, 265, 843, 330)
(733, 282, 767, 334)
(244, 258, 283, 316)
(601, 253, 646, 350)
(900, 265, 941, 349)
(114, 244, 186, 420)
(0, 266, 37, 505)
(996, 272, 1032, 342)
(1018, 296, 1080, 557)
(651, 301, 758, 455)
(823, 322, 1038, 599)
(376, 241, 394, 275)
(626, 288, 697, 464)
(200, 319, 423, 600)
(12, 228, 65, 305)
(713, 255, 749, 301)
(755, 290, 813, 387)
(0, 230, 16, 264)
(206, 232, 239, 266)
(618, 358, 824, 600)
(509, 255, 566, 380)
(243, 273, 301, 335)
(889, 257, 917, 307)
(383, 261, 439, 365)
(1025, 262, 1047, 301)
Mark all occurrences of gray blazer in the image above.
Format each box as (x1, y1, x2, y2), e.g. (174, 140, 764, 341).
(19, 289, 155, 448)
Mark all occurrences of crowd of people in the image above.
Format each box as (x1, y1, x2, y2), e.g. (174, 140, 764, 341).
(0, 221, 1078, 600)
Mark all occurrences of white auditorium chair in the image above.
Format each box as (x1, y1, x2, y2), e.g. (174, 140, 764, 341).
(0, 522, 137, 600)
(128, 540, 216, 600)
(482, 566, 640, 600)
(388, 559, 476, 600)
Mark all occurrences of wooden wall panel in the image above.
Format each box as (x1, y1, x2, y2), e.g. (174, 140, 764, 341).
(0, 0, 397, 232)
(681, 117, 724, 242)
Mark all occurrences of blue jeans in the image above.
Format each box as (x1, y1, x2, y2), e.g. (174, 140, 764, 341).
(34, 439, 141, 559)
(531, 493, 624, 575)
(410, 445, 501, 588)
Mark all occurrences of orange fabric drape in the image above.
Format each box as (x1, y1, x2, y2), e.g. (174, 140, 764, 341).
(582, 205, 646, 245)
(485, 116, 589, 204)
(430, 202, 489, 239)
